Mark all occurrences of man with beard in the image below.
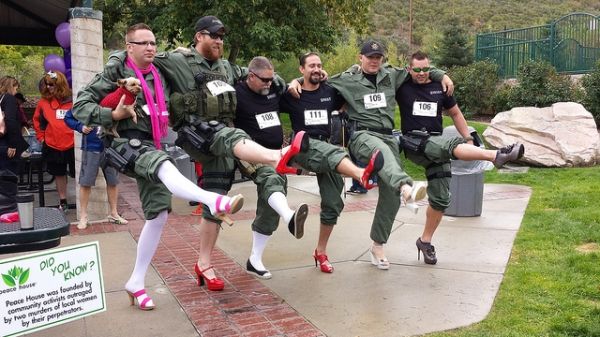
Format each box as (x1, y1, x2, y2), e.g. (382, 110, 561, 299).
(236, 56, 383, 278)
(151, 16, 311, 289)
(278, 52, 347, 274)
(396, 51, 525, 265)
(73, 23, 244, 308)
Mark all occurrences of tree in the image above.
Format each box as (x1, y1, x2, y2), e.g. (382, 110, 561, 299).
(435, 21, 473, 69)
(582, 60, 600, 124)
(96, 0, 374, 64)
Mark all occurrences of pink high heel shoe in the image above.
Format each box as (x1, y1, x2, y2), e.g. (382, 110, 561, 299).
(209, 194, 244, 226)
(126, 289, 155, 310)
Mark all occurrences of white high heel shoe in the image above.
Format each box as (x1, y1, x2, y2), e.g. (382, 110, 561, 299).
(401, 182, 427, 213)
(370, 246, 390, 270)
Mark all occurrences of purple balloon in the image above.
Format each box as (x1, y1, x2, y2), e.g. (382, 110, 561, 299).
(43, 54, 66, 74)
(55, 22, 70, 49)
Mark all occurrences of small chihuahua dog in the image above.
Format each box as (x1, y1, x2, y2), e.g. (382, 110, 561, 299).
(100, 77, 142, 137)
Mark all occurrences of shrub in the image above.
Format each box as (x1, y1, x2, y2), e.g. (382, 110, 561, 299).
(581, 60, 600, 125)
(491, 83, 514, 114)
(448, 60, 499, 116)
(489, 60, 583, 114)
(508, 60, 579, 108)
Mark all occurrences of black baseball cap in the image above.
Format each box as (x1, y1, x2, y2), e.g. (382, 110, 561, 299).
(360, 40, 385, 57)
(195, 16, 225, 33)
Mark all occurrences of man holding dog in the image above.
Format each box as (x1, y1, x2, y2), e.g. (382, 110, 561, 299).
(74, 23, 244, 308)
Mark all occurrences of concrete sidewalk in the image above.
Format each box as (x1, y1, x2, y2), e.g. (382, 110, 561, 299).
(12, 175, 530, 337)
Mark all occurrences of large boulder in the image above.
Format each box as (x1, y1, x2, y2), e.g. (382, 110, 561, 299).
(483, 102, 600, 167)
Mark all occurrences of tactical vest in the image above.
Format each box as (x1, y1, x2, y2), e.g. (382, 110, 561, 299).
(171, 53, 237, 126)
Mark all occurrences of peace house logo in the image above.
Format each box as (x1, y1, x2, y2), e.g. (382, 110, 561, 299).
(2, 265, 30, 288)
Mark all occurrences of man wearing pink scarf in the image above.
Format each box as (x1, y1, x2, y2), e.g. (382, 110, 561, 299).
(73, 23, 245, 310)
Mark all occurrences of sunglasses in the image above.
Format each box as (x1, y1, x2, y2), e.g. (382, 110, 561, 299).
(127, 41, 157, 47)
(411, 66, 431, 73)
(199, 31, 225, 41)
(250, 71, 274, 84)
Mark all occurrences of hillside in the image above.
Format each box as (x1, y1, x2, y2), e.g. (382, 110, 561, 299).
(369, 0, 600, 54)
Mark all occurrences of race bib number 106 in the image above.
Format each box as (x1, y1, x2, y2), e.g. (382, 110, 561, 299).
(412, 101, 438, 117)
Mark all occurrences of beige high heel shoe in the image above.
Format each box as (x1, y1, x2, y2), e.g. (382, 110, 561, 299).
(370, 245, 390, 270)
(401, 182, 427, 213)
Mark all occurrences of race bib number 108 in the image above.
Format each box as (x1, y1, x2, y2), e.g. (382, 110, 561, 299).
(255, 111, 281, 129)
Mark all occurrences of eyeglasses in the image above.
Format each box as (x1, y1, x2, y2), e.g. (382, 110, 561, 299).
(250, 71, 274, 84)
(411, 66, 431, 73)
(127, 41, 157, 47)
(199, 30, 225, 41)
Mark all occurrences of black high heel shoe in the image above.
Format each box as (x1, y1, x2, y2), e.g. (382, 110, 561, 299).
(416, 238, 437, 265)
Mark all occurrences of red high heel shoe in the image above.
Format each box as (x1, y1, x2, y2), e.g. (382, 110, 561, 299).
(276, 131, 309, 175)
(194, 264, 224, 291)
(360, 149, 384, 189)
(313, 249, 333, 273)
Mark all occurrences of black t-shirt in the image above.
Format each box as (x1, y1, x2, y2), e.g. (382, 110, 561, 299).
(279, 83, 344, 139)
(233, 81, 283, 149)
(396, 80, 457, 133)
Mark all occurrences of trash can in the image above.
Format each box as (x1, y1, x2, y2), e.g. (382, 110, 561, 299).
(164, 144, 196, 182)
(442, 126, 492, 217)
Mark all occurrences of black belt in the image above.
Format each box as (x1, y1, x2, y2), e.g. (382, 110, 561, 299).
(408, 130, 442, 136)
(356, 126, 393, 135)
(119, 129, 153, 141)
(309, 134, 330, 142)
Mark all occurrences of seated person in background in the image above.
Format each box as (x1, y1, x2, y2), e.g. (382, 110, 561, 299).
(14, 93, 31, 128)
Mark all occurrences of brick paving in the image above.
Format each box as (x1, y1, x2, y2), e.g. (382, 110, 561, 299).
(71, 176, 326, 337)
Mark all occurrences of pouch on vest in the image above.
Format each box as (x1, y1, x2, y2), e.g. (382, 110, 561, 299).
(169, 91, 202, 131)
(400, 130, 430, 154)
(188, 60, 237, 123)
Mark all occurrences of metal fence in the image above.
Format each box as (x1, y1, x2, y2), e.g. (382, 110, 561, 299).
(476, 13, 600, 77)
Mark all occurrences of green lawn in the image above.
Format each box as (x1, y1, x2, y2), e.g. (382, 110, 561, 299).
(414, 121, 600, 337)
(282, 114, 599, 334)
